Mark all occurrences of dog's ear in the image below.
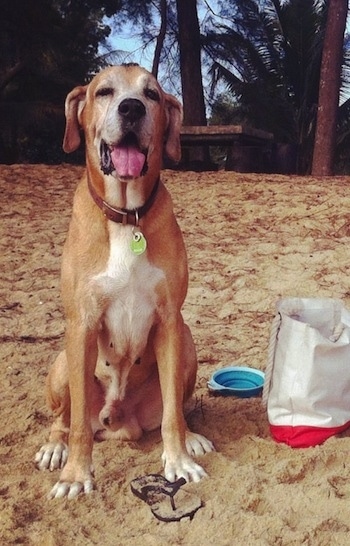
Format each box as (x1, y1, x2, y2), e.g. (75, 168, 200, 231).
(63, 85, 88, 153)
(164, 93, 183, 162)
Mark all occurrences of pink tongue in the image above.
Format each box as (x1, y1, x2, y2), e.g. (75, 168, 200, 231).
(110, 146, 146, 178)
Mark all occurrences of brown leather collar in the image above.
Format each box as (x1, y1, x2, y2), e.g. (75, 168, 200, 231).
(87, 175, 160, 226)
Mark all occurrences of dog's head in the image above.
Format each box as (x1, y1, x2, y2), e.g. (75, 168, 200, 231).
(63, 64, 183, 181)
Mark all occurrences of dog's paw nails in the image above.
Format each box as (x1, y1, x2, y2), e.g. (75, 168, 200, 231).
(48, 479, 94, 500)
(35, 442, 68, 471)
(51, 443, 68, 470)
(185, 432, 215, 457)
(48, 481, 70, 500)
(189, 463, 208, 482)
(163, 455, 208, 484)
(175, 462, 207, 483)
(67, 481, 94, 500)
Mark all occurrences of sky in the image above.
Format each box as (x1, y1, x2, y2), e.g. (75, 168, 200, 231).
(102, 2, 350, 104)
(104, 34, 154, 71)
(104, 1, 350, 69)
(101, 0, 221, 78)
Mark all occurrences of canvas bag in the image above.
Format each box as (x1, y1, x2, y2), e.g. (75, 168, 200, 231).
(263, 298, 350, 447)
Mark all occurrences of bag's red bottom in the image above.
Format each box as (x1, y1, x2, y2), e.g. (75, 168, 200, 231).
(270, 422, 350, 447)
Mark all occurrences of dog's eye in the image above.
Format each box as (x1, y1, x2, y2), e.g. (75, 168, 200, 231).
(144, 88, 160, 102)
(96, 87, 114, 98)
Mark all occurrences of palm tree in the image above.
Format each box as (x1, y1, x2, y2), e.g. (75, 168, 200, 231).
(312, 0, 348, 175)
(205, 0, 349, 174)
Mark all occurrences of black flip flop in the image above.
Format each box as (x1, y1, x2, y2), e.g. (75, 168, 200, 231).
(130, 473, 203, 522)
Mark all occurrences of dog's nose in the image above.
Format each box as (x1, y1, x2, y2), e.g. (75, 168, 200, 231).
(118, 98, 146, 123)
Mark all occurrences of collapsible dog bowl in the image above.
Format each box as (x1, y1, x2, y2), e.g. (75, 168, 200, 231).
(207, 366, 265, 398)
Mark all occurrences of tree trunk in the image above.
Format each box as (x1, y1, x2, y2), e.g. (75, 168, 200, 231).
(176, 0, 210, 167)
(311, 0, 348, 176)
(152, 0, 167, 78)
(176, 0, 206, 125)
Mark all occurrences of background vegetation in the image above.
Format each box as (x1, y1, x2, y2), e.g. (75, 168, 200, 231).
(1, 0, 349, 174)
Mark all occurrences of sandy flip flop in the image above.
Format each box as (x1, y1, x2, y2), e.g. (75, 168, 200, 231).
(130, 473, 203, 522)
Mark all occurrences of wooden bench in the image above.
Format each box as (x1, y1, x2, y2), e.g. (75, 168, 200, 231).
(180, 125, 274, 172)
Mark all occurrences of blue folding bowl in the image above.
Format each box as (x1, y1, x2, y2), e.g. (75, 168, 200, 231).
(208, 366, 265, 398)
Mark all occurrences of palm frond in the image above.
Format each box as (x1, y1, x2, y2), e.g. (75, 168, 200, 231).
(204, 0, 347, 172)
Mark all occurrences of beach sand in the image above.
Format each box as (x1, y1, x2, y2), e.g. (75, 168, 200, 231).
(2, 164, 350, 545)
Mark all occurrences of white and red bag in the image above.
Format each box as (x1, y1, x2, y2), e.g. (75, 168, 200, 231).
(263, 298, 350, 447)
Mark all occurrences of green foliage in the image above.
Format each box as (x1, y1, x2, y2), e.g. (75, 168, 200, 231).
(210, 94, 243, 125)
(2, 0, 350, 173)
(0, 0, 121, 163)
(204, 0, 349, 174)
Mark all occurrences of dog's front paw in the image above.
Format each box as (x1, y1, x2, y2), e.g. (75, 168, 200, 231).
(162, 452, 208, 483)
(48, 462, 95, 499)
(185, 431, 215, 457)
(48, 478, 95, 500)
(35, 442, 68, 471)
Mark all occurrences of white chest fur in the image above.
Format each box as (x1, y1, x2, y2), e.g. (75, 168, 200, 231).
(93, 225, 164, 367)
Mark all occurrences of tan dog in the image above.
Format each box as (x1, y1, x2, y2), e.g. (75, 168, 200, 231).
(35, 64, 214, 499)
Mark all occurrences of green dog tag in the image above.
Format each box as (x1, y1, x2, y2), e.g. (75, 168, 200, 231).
(130, 231, 147, 255)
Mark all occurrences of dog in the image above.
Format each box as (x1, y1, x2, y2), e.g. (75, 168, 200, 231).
(35, 64, 214, 499)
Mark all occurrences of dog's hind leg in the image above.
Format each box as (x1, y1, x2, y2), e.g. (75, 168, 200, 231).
(35, 350, 105, 473)
(35, 351, 71, 471)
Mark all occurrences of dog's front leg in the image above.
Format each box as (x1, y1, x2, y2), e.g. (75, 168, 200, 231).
(154, 317, 207, 483)
(49, 323, 98, 499)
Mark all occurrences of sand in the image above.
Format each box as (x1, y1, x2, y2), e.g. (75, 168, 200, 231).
(2, 164, 350, 545)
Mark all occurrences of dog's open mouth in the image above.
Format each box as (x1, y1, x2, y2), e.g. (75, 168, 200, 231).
(100, 133, 147, 178)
